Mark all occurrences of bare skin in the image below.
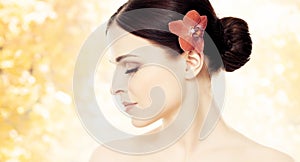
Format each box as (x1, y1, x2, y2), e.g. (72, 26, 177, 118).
(90, 22, 294, 162)
(90, 123, 294, 162)
(90, 66, 294, 162)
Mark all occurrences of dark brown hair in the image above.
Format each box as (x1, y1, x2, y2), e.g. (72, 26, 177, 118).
(107, 0, 252, 73)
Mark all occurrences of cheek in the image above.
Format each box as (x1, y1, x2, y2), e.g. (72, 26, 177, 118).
(127, 67, 157, 108)
(128, 66, 182, 110)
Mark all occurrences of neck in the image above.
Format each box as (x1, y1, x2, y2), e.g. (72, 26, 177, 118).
(145, 69, 231, 154)
(167, 69, 230, 154)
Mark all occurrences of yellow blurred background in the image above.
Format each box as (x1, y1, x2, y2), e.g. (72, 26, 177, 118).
(0, 0, 299, 161)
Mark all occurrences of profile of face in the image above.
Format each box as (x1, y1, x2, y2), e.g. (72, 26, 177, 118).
(107, 22, 203, 128)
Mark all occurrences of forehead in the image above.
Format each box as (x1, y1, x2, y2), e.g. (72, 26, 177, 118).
(107, 22, 155, 59)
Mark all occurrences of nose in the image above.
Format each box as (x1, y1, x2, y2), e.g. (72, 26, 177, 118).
(110, 67, 128, 95)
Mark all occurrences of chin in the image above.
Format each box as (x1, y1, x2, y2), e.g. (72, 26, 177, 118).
(131, 117, 164, 129)
(131, 118, 155, 128)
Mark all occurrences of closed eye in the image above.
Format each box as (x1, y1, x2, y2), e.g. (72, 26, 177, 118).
(125, 67, 139, 74)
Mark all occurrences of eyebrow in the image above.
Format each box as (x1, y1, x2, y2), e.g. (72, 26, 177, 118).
(115, 54, 138, 62)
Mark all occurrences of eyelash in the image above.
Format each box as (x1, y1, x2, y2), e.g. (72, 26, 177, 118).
(125, 67, 139, 74)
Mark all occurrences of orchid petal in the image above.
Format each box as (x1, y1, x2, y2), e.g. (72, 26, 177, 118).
(168, 20, 189, 37)
(198, 15, 208, 30)
(183, 10, 202, 27)
(194, 39, 205, 54)
(179, 37, 194, 52)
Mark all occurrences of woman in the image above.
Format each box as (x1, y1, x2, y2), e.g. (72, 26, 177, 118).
(90, 0, 294, 161)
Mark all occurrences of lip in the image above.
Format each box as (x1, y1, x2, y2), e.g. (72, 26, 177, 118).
(122, 101, 137, 112)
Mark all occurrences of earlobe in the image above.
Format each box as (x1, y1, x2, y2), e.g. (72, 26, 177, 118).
(184, 50, 204, 79)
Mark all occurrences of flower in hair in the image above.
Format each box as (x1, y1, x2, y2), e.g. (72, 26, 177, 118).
(168, 10, 207, 54)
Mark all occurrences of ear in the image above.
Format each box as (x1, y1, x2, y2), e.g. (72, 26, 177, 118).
(183, 50, 204, 79)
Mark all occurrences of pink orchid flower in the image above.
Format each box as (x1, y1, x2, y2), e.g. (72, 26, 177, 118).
(168, 10, 208, 54)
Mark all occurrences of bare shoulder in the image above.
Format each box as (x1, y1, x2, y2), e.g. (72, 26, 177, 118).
(90, 144, 142, 162)
(90, 145, 121, 162)
(89, 145, 110, 162)
(251, 146, 293, 162)
(243, 142, 294, 162)
(227, 129, 294, 162)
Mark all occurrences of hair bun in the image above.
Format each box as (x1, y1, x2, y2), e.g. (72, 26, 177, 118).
(219, 17, 252, 72)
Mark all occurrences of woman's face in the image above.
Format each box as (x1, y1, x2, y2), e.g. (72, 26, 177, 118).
(107, 23, 189, 128)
